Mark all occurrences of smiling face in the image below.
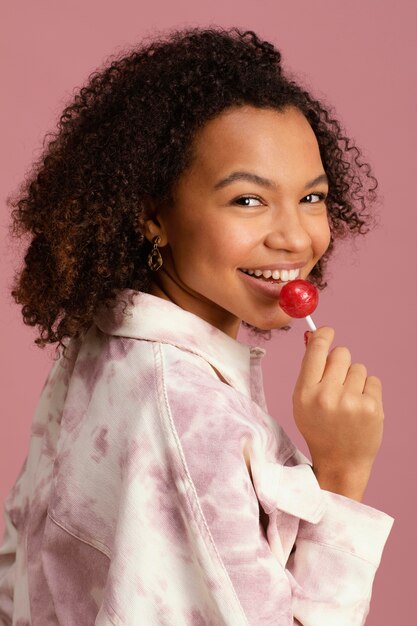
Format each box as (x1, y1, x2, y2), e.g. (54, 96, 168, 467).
(143, 105, 331, 339)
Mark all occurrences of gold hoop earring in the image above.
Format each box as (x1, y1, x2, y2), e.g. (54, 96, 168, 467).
(147, 235, 163, 271)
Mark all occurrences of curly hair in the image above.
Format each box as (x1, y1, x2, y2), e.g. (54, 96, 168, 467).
(7, 25, 379, 358)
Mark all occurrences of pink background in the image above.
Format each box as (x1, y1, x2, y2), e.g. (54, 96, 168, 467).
(1, 1, 415, 622)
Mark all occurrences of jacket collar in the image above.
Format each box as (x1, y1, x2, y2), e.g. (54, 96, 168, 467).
(93, 289, 266, 398)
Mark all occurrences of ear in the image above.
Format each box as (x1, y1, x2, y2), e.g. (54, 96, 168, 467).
(141, 197, 167, 245)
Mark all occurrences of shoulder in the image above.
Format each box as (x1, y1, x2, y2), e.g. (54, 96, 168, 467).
(158, 342, 232, 395)
(153, 341, 299, 468)
(158, 342, 251, 424)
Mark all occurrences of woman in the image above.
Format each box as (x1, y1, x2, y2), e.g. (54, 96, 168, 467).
(0, 26, 394, 625)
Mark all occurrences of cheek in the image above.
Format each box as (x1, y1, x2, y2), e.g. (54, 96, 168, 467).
(186, 222, 250, 271)
(169, 221, 230, 277)
(311, 216, 331, 255)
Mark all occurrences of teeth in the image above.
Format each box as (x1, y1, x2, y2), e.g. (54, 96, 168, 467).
(241, 268, 300, 280)
(289, 269, 299, 280)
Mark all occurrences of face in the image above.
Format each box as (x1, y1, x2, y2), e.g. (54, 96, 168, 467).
(144, 105, 331, 339)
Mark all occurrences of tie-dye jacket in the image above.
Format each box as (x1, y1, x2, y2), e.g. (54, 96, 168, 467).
(0, 289, 394, 625)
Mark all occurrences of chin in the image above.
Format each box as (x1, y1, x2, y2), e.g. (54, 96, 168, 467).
(242, 316, 293, 332)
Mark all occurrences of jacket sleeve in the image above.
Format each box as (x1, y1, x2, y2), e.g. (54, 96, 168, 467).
(285, 452, 394, 625)
(0, 352, 67, 625)
(162, 348, 394, 625)
(174, 401, 393, 625)
(0, 458, 27, 626)
(248, 435, 394, 626)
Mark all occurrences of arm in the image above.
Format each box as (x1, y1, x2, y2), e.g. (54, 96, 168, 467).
(267, 447, 394, 626)
(0, 353, 67, 625)
(0, 459, 27, 626)
(250, 397, 395, 626)
(281, 326, 394, 623)
(0, 509, 16, 626)
(162, 347, 394, 625)
(287, 487, 394, 626)
(179, 413, 392, 626)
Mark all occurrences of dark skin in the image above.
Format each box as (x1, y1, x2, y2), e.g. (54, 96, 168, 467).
(143, 105, 384, 502)
(144, 105, 331, 339)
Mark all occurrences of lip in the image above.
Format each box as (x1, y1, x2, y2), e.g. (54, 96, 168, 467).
(238, 268, 295, 299)
(239, 262, 307, 271)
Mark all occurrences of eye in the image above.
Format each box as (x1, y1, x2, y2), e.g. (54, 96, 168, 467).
(302, 192, 327, 203)
(233, 195, 263, 207)
(233, 192, 328, 207)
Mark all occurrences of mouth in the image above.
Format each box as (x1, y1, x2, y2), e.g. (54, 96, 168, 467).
(239, 273, 283, 283)
(238, 267, 301, 283)
(237, 268, 297, 299)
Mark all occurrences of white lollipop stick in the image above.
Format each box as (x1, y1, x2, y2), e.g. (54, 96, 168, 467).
(305, 315, 317, 332)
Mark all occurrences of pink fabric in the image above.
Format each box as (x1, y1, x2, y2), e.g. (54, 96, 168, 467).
(0, 289, 394, 625)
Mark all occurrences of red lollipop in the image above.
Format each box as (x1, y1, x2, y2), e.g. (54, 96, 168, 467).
(279, 279, 318, 331)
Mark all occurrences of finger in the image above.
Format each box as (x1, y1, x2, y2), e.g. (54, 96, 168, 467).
(297, 326, 335, 387)
(363, 375, 383, 402)
(321, 346, 352, 385)
(342, 363, 368, 393)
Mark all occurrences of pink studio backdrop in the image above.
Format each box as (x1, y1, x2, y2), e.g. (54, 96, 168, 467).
(1, 1, 415, 623)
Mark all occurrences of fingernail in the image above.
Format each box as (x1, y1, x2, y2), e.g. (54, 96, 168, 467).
(304, 331, 312, 346)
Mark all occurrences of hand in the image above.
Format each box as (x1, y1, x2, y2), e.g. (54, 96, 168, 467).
(292, 326, 384, 489)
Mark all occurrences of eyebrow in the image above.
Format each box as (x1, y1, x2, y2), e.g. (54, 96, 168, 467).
(213, 171, 329, 192)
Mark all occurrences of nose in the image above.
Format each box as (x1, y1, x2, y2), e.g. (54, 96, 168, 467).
(264, 206, 312, 254)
